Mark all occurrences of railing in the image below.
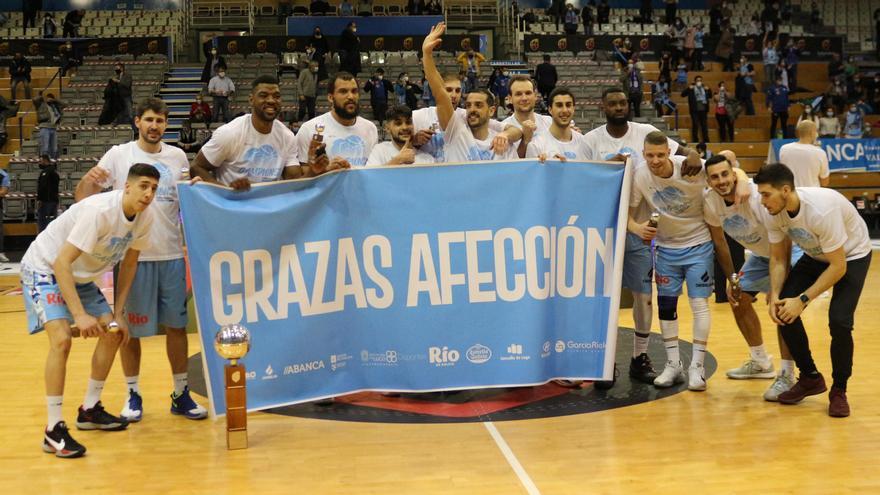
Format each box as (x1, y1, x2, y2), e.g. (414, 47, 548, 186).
(16, 68, 64, 151)
(190, 1, 254, 30)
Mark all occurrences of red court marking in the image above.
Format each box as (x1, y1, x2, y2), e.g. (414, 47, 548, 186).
(334, 383, 585, 418)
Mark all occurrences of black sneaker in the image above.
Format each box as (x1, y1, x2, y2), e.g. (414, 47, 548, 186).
(594, 363, 619, 390)
(629, 353, 658, 384)
(76, 401, 129, 431)
(42, 421, 86, 458)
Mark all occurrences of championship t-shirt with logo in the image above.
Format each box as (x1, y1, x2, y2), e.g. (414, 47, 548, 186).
(413, 107, 507, 162)
(703, 180, 771, 258)
(296, 112, 378, 167)
(96, 141, 187, 261)
(201, 114, 300, 185)
(442, 108, 519, 163)
(525, 132, 591, 161)
(22, 190, 153, 283)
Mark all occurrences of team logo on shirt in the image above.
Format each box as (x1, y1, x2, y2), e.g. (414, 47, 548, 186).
(241, 145, 281, 180)
(722, 214, 762, 245)
(787, 227, 823, 257)
(94, 232, 135, 265)
(427, 131, 446, 161)
(466, 146, 493, 161)
(603, 146, 638, 161)
(151, 161, 175, 202)
(328, 136, 367, 166)
(652, 186, 691, 215)
(562, 150, 577, 160)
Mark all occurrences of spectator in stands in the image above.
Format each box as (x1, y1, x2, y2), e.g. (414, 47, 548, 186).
(621, 60, 644, 118)
(797, 103, 820, 126)
(42, 12, 57, 38)
(208, 66, 235, 123)
(818, 107, 841, 138)
(406, 0, 426, 15)
(870, 74, 880, 112)
(0, 167, 8, 262)
(62, 9, 84, 38)
(714, 81, 734, 142)
(668, 18, 686, 68)
(358, 0, 372, 15)
(549, 0, 564, 31)
(692, 24, 705, 71)
(33, 91, 65, 159)
(36, 154, 59, 233)
(339, 22, 362, 78)
(684, 22, 697, 67)
(189, 93, 212, 127)
(308, 28, 330, 81)
(665, 0, 677, 25)
(297, 61, 318, 122)
(112, 63, 133, 126)
(766, 75, 790, 139)
(564, 4, 579, 35)
(23, 0, 40, 29)
(709, 3, 722, 35)
(827, 52, 844, 82)
(682, 75, 711, 144)
(364, 68, 394, 126)
(737, 56, 756, 113)
(638, 0, 653, 26)
(744, 14, 761, 36)
(844, 56, 858, 84)
(715, 21, 735, 72)
(0, 96, 20, 150)
(403, 73, 422, 110)
(597, 0, 610, 29)
(426, 0, 442, 15)
(761, 1, 780, 37)
(59, 41, 80, 77)
(784, 39, 800, 93)
(490, 69, 510, 116)
(652, 73, 675, 117)
(675, 62, 688, 91)
(535, 55, 558, 106)
(809, 2, 821, 34)
(310, 0, 330, 15)
(278, 0, 293, 21)
(581, 3, 594, 35)
(421, 73, 434, 108)
(827, 76, 847, 114)
(176, 119, 205, 155)
(457, 49, 485, 94)
(340, 0, 355, 16)
(394, 73, 408, 106)
(762, 34, 779, 89)
(10, 52, 32, 101)
(658, 51, 672, 83)
(776, 60, 789, 89)
(844, 102, 865, 138)
(201, 46, 225, 84)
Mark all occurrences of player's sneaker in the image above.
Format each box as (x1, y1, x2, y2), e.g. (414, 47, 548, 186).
(688, 363, 707, 391)
(593, 363, 619, 390)
(120, 390, 143, 422)
(42, 421, 86, 458)
(629, 353, 658, 384)
(553, 380, 584, 388)
(653, 360, 686, 388)
(726, 359, 776, 379)
(170, 386, 208, 420)
(0, 253, 10, 262)
(763, 373, 795, 402)
(76, 402, 129, 431)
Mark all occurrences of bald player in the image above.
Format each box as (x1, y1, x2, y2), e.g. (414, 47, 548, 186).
(777, 120, 830, 188)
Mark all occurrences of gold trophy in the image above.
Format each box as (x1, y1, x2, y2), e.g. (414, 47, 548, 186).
(214, 324, 251, 450)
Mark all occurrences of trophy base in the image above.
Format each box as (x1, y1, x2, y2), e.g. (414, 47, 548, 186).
(227, 429, 248, 450)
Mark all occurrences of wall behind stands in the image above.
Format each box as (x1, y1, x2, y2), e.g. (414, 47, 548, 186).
(515, 0, 708, 9)
(1, 0, 181, 10)
(208, 34, 480, 56)
(0, 37, 171, 64)
(287, 16, 443, 37)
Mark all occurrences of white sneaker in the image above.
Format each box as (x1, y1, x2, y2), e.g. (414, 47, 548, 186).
(726, 359, 776, 380)
(0, 253, 9, 262)
(688, 363, 707, 391)
(763, 373, 795, 402)
(654, 360, 686, 388)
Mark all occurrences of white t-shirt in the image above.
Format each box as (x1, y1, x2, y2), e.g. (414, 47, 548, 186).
(630, 155, 711, 249)
(22, 190, 153, 284)
(200, 114, 299, 185)
(502, 113, 553, 136)
(296, 112, 378, 167)
(778, 142, 830, 188)
(525, 131, 591, 160)
(366, 141, 434, 166)
(413, 107, 506, 162)
(442, 107, 519, 163)
(96, 141, 186, 261)
(703, 181, 771, 258)
(582, 122, 680, 165)
(763, 187, 871, 262)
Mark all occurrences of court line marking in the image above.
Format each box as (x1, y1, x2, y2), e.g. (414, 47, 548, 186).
(483, 421, 541, 495)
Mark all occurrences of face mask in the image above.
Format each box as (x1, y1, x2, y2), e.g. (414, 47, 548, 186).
(311, 67, 318, 73)
(351, 28, 357, 33)
(628, 64, 633, 70)
(403, 76, 409, 81)
(377, 75, 383, 80)
(804, 107, 810, 113)
(696, 82, 703, 87)
(827, 111, 834, 117)
(851, 107, 857, 112)
(502, 72, 508, 77)
(211, 50, 217, 55)
(218, 72, 225, 77)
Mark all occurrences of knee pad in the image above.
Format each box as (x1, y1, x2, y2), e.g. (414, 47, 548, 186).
(657, 295, 679, 321)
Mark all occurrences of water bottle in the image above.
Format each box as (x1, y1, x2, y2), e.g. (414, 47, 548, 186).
(645, 211, 660, 245)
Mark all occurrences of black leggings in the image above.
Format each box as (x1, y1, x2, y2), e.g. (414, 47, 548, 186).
(778, 252, 872, 390)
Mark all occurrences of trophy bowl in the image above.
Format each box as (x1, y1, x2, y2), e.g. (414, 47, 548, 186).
(214, 324, 251, 364)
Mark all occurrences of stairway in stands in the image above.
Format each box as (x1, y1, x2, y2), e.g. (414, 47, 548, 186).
(157, 65, 204, 142)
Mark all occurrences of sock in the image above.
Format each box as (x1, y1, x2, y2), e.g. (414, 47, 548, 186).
(780, 359, 795, 377)
(749, 345, 772, 368)
(659, 319, 680, 363)
(173, 373, 188, 396)
(125, 375, 139, 394)
(46, 395, 63, 429)
(632, 291, 653, 333)
(633, 332, 650, 357)
(689, 297, 711, 367)
(83, 379, 104, 410)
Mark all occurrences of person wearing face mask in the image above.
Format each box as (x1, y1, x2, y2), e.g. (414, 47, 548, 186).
(112, 63, 133, 126)
(33, 91, 66, 159)
(339, 0, 354, 16)
(36, 155, 60, 233)
(297, 61, 319, 122)
(797, 103, 820, 127)
(308, 28, 329, 81)
(714, 81, 734, 142)
(208, 66, 235, 123)
(59, 41, 81, 77)
(818, 108, 841, 138)
(490, 69, 511, 116)
(364, 68, 394, 126)
(563, 3, 579, 35)
(201, 46, 225, 84)
(621, 59, 644, 118)
(736, 57, 756, 116)
(456, 48, 485, 94)
(682, 75, 712, 143)
(338, 22, 362, 78)
(189, 93, 212, 127)
(394, 73, 408, 106)
(828, 76, 846, 114)
(766, 75, 790, 139)
(844, 103, 864, 138)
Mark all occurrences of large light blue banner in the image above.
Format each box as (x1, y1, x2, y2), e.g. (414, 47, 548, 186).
(178, 160, 630, 415)
(769, 138, 880, 172)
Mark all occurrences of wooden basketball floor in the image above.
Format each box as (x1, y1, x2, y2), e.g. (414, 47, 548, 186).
(1, 259, 879, 494)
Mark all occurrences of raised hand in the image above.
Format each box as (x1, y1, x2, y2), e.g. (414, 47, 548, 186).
(422, 22, 446, 55)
